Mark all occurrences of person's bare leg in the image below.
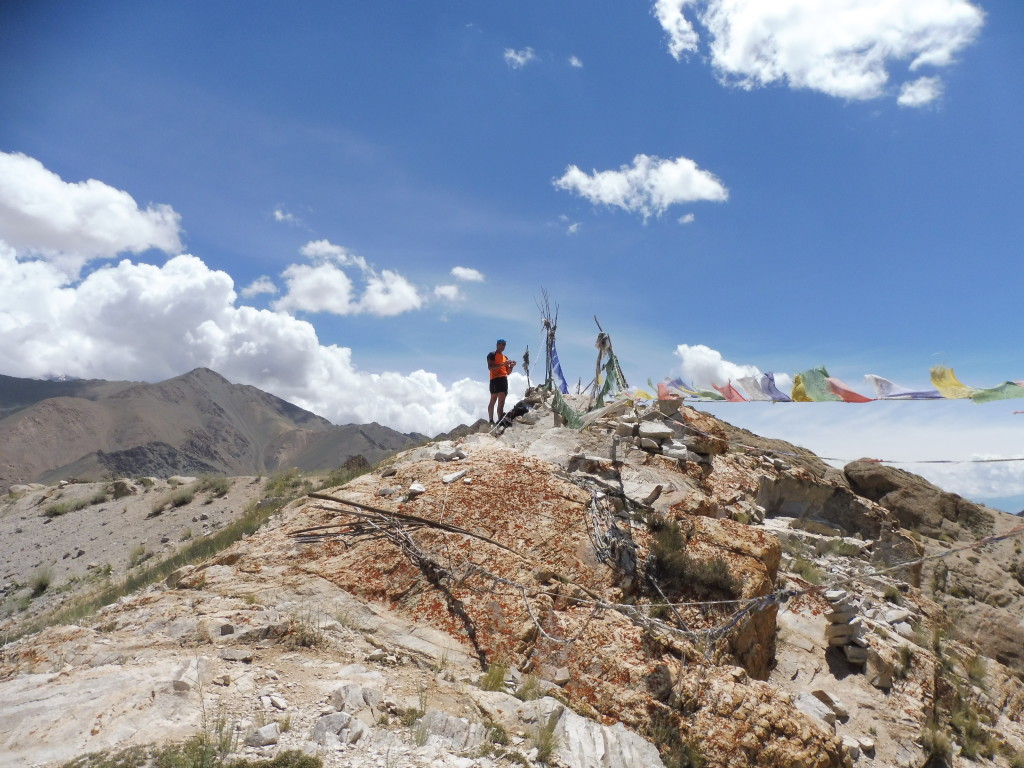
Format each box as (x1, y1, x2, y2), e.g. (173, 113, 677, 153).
(497, 392, 507, 420)
(488, 393, 499, 422)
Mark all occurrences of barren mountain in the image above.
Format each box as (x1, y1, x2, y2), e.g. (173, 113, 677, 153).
(2, 391, 1023, 768)
(0, 368, 423, 491)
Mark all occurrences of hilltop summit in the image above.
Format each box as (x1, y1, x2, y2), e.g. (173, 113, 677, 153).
(2, 391, 1023, 767)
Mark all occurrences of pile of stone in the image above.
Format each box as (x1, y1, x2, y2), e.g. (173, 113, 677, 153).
(824, 588, 870, 665)
(607, 407, 720, 468)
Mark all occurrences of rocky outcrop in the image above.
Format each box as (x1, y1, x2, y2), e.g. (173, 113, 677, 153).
(3, 391, 1024, 768)
(844, 460, 995, 539)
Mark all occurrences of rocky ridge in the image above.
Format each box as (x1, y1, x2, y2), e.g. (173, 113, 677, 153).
(2, 392, 1024, 768)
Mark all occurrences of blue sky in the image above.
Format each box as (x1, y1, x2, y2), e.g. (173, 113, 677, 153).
(1, 1, 1022, 508)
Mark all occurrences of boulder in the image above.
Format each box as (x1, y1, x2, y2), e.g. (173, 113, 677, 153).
(245, 722, 280, 747)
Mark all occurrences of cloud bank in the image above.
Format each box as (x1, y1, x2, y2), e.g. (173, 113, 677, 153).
(0, 151, 182, 276)
(653, 0, 984, 105)
(554, 154, 728, 219)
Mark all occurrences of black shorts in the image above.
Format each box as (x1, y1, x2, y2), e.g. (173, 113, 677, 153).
(489, 376, 508, 394)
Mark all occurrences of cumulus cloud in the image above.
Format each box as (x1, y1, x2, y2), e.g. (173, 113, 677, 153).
(569, 55, 584, 68)
(240, 276, 278, 298)
(504, 47, 538, 69)
(300, 239, 368, 271)
(451, 266, 485, 282)
(674, 343, 762, 388)
(679, 212, 696, 225)
(654, 0, 984, 104)
(273, 262, 355, 314)
(273, 239, 423, 316)
(898, 76, 944, 106)
(358, 270, 423, 316)
(554, 154, 728, 219)
(434, 284, 462, 301)
(0, 150, 182, 276)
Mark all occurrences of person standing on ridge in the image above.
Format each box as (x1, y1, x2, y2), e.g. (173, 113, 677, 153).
(487, 338, 516, 424)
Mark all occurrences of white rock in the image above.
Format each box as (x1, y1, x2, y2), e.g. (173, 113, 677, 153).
(794, 692, 836, 728)
(246, 722, 281, 747)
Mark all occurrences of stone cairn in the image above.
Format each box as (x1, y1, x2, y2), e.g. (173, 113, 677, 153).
(823, 589, 870, 665)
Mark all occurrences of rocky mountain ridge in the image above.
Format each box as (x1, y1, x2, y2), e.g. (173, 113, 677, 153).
(0, 368, 424, 491)
(2, 392, 1023, 768)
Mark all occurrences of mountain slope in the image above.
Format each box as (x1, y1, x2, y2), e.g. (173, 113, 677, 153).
(0, 368, 418, 489)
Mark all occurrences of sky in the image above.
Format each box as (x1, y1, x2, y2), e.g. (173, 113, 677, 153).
(1, 0, 1022, 509)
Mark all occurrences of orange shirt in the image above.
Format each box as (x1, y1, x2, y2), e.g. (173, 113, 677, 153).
(488, 351, 509, 379)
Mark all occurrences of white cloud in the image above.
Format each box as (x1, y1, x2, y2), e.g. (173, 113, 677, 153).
(274, 239, 422, 316)
(654, 0, 984, 103)
(679, 212, 696, 224)
(567, 222, 581, 235)
(504, 47, 538, 69)
(300, 238, 368, 271)
(451, 266, 485, 282)
(434, 284, 463, 301)
(554, 154, 728, 219)
(358, 269, 423, 316)
(653, 0, 701, 59)
(273, 208, 299, 224)
(674, 343, 761, 388)
(273, 262, 355, 315)
(898, 76, 944, 106)
(240, 276, 278, 298)
(569, 55, 584, 68)
(0, 151, 182, 277)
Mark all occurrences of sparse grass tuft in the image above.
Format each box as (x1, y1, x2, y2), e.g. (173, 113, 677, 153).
(284, 607, 327, 649)
(30, 567, 53, 597)
(514, 674, 544, 701)
(196, 475, 231, 499)
(650, 521, 738, 597)
(479, 661, 509, 692)
(920, 721, 952, 767)
(897, 645, 915, 679)
(128, 544, 148, 568)
(531, 719, 559, 765)
(967, 653, 987, 688)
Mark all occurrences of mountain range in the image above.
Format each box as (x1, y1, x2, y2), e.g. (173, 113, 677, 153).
(0, 368, 425, 491)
